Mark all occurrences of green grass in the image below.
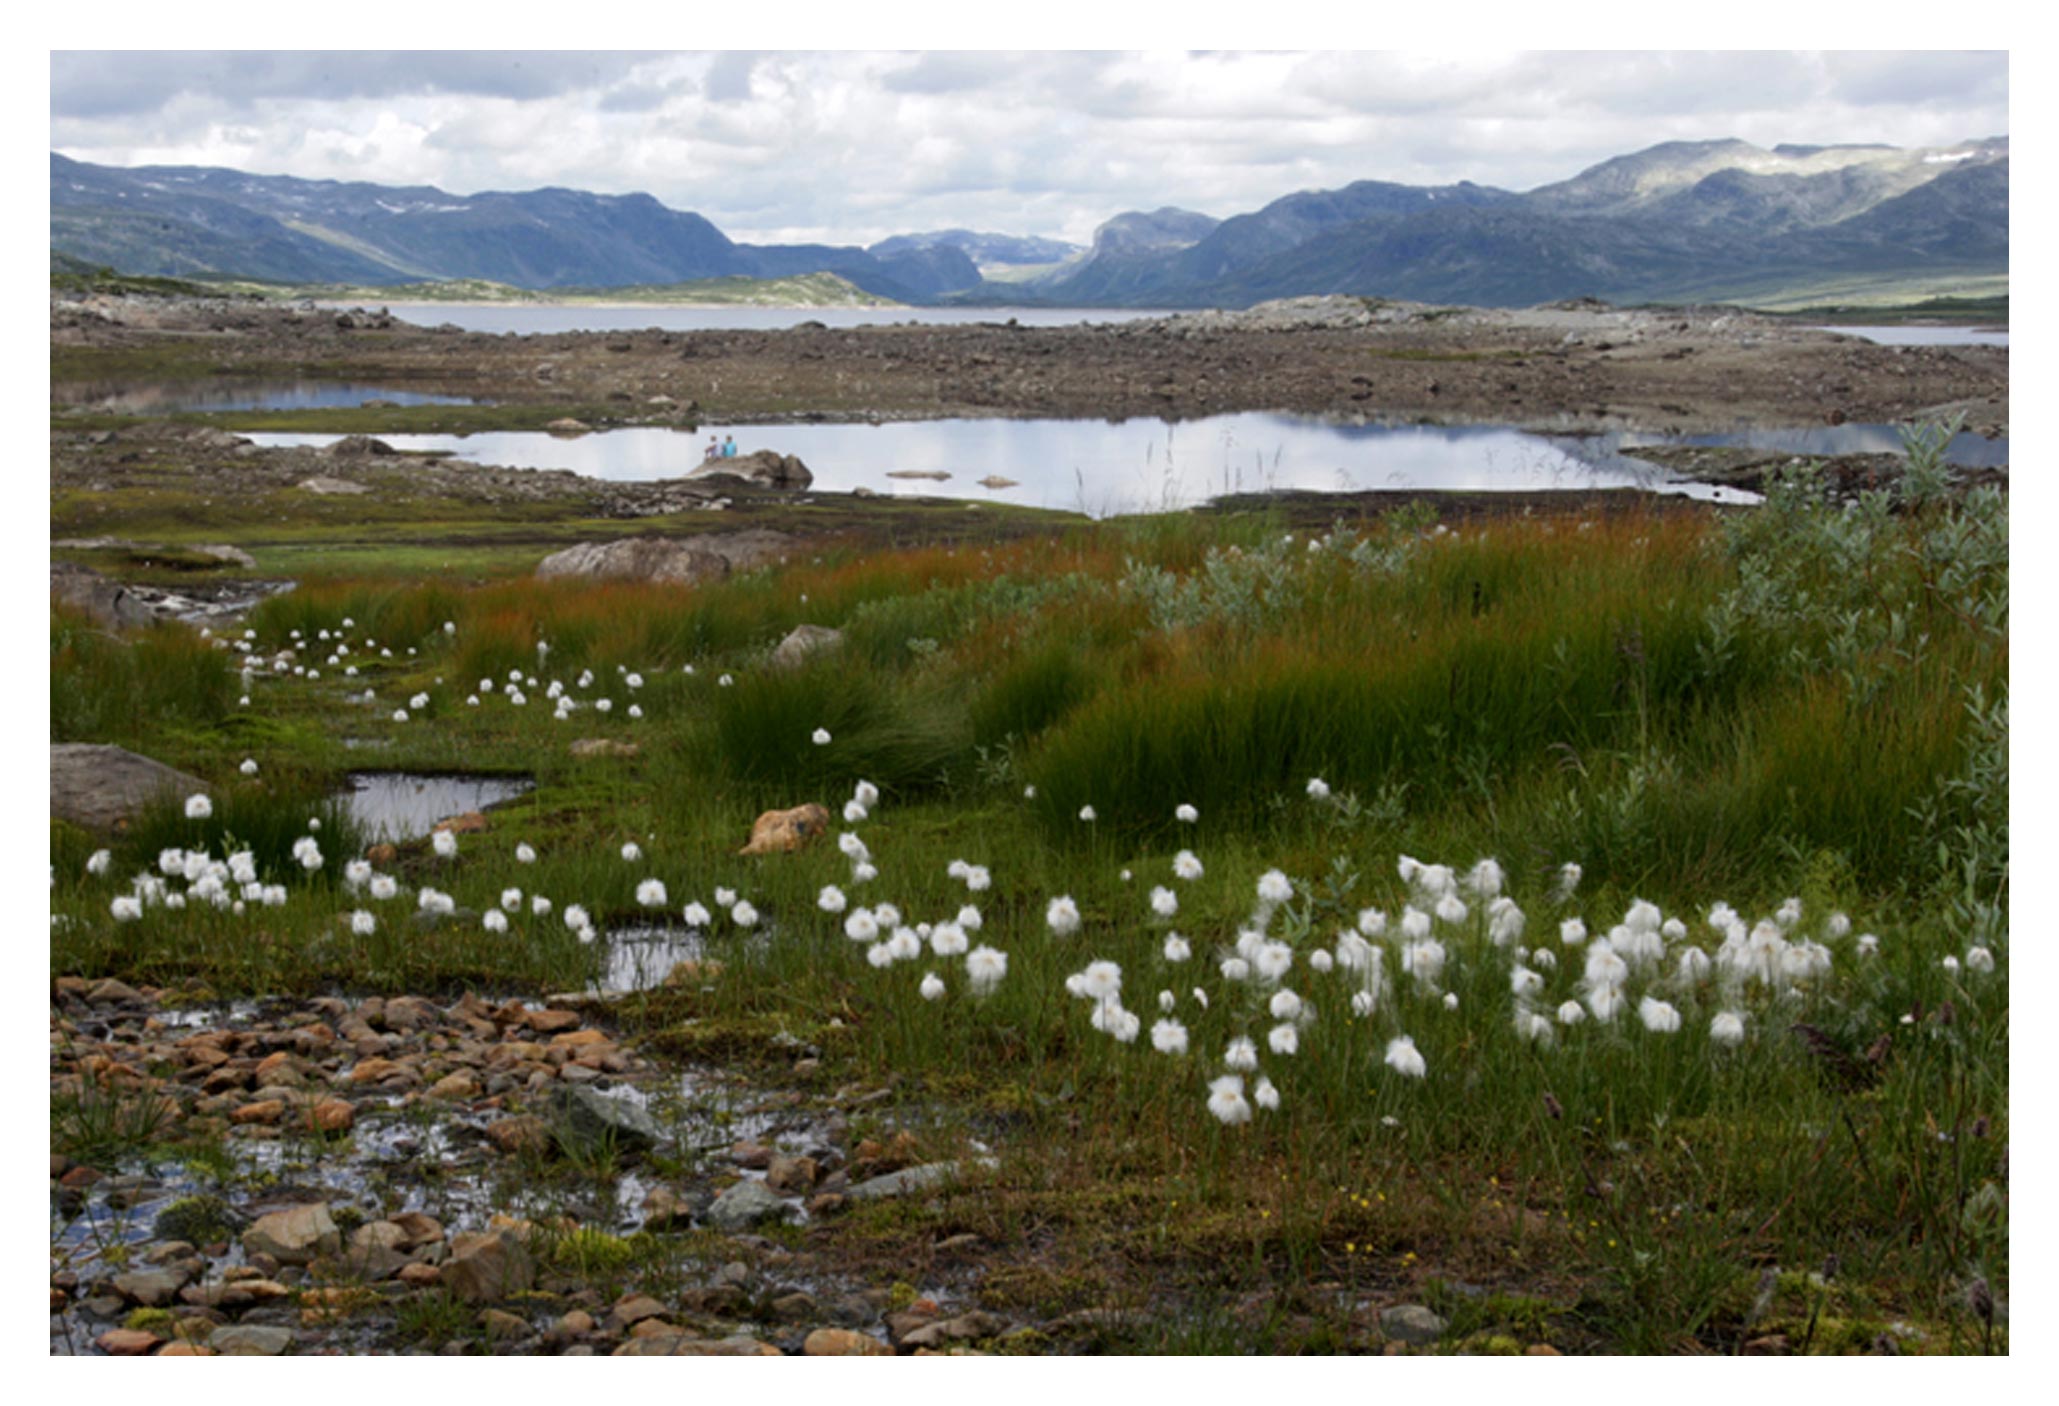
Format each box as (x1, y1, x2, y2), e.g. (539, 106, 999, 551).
(46, 456, 2007, 1352)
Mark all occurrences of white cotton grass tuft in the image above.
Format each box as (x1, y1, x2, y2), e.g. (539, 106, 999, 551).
(483, 909, 509, 934)
(1150, 886, 1178, 918)
(919, 971, 946, 1002)
(1173, 850, 1204, 881)
(1305, 777, 1331, 801)
(1224, 1036, 1259, 1071)
(239, 758, 260, 777)
(1965, 945, 1995, 974)
(1078, 805, 1097, 822)
(516, 843, 537, 864)
(965, 946, 1008, 994)
(1253, 1076, 1280, 1112)
(86, 849, 112, 877)
(636, 878, 668, 907)
(683, 901, 711, 927)
(1162, 932, 1192, 962)
(620, 841, 642, 863)
(369, 875, 399, 901)
(1384, 1035, 1427, 1078)
(1710, 1011, 1747, 1047)
(1557, 862, 1583, 900)
(1268, 1023, 1299, 1055)
(431, 830, 458, 859)
(1637, 997, 1682, 1034)
(1256, 869, 1293, 905)
(1046, 895, 1082, 937)
(818, 885, 848, 913)
(1175, 804, 1199, 823)
(350, 910, 376, 936)
(845, 910, 880, 943)
(731, 900, 758, 928)
(1152, 1018, 1188, 1055)
(185, 794, 213, 820)
(1207, 1075, 1253, 1126)
(813, 728, 832, 745)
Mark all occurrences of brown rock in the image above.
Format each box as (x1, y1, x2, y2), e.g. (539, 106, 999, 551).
(231, 1099, 286, 1126)
(612, 1333, 783, 1356)
(766, 1154, 819, 1195)
(389, 1211, 444, 1248)
(156, 1343, 217, 1356)
(396, 1263, 442, 1288)
(739, 802, 833, 856)
(427, 1070, 482, 1101)
(242, 1203, 340, 1265)
(434, 811, 489, 836)
(349, 1056, 414, 1086)
(607, 1294, 670, 1331)
(485, 1115, 551, 1155)
(523, 1009, 583, 1034)
(95, 1328, 162, 1355)
(306, 1098, 355, 1133)
(803, 1327, 894, 1356)
(442, 1229, 534, 1303)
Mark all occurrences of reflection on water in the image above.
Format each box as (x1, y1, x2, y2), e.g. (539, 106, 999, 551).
(55, 379, 476, 414)
(1809, 325, 2008, 348)
(595, 925, 708, 993)
(366, 303, 1174, 335)
(338, 772, 536, 842)
(244, 412, 2004, 516)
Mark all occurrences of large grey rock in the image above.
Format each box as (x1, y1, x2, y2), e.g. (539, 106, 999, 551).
(210, 1324, 295, 1355)
(534, 530, 792, 586)
(548, 1084, 660, 1157)
(50, 744, 212, 832)
(50, 563, 155, 630)
(767, 624, 843, 671)
(684, 449, 813, 491)
(704, 1179, 794, 1232)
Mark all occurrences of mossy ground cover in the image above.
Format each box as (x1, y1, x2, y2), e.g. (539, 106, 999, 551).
(48, 434, 2006, 1352)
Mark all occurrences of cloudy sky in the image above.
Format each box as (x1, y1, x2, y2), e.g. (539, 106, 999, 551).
(48, 49, 2010, 247)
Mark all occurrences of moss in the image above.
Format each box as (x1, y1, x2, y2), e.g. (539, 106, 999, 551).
(152, 1194, 236, 1246)
(123, 1307, 176, 1334)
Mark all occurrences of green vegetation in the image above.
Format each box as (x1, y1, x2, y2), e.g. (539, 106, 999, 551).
(45, 428, 2007, 1352)
(206, 270, 900, 308)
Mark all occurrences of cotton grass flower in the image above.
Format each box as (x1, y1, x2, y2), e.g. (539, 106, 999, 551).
(920, 972, 946, 1001)
(1162, 933, 1191, 962)
(1046, 895, 1081, 937)
(956, 905, 983, 931)
(731, 900, 759, 928)
(965, 946, 1007, 993)
(1710, 1011, 1747, 1047)
(185, 794, 213, 820)
(1305, 777, 1331, 801)
(845, 910, 880, 943)
(531, 896, 552, 917)
(844, 801, 869, 823)
(1149, 886, 1178, 918)
(1557, 1000, 1586, 1026)
(812, 728, 832, 745)
(1556, 862, 1583, 900)
(500, 887, 522, 913)
(1078, 805, 1097, 822)
(1175, 804, 1198, 823)
(1151, 1018, 1188, 1055)
(683, 901, 711, 928)
(111, 896, 143, 922)
(1268, 1023, 1299, 1055)
(1207, 1075, 1253, 1125)
(1638, 997, 1682, 1034)
(1560, 917, 1588, 946)
(483, 909, 509, 934)
(636, 879, 668, 907)
(432, 830, 458, 859)
(515, 843, 537, 864)
(620, 841, 642, 863)
(818, 885, 848, 914)
(1965, 946, 1995, 974)
(1256, 870, 1293, 906)
(1384, 1035, 1427, 1079)
(1173, 850, 1204, 881)
(350, 910, 376, 936)
(86, 849, 112, 877)
(369, 875, 399, 901)
(239, 758, 259, 777)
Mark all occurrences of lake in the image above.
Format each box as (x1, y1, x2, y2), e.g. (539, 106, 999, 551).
(236, 411, 2012, 514)
(1809, 325, 2008, 348)
(362, 304, 1175, 335)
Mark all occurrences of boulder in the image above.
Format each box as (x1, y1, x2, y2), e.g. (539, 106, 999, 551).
(242, 1203, 340, 1266)
(548, 1084, 661, 1157)
(50, 563, 156, 630)
(442, 1229, 535, 1303)
(297, 475, 371, 495)
(534, 530, 792, 586)
(684, 449, 814, 491)
(739, 803, 832, 856)
(50, 743, 211, 832)
(767, 623, 843, 671)
(326, 435, 395, 456)
(702, 1180, 794, 1233)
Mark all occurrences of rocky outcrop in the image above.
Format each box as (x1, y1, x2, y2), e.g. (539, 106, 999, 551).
(684, 449, 814, 491)
(767, 623, 842, 670)
(534, 530, 792, 585)
(51, 743, 211, 831)
(50, 563, 155, 630)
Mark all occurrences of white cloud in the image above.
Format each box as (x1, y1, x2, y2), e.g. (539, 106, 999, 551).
(48, 49, 2009, 246)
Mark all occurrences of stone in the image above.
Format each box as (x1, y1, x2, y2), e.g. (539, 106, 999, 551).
(1380, 1304, 1448, 1346)
(112, 1267, 191, 1307)
(51, 563, 156, 630)
(50, 743, 211, 832)
(296, 475, 371, 495)
(396, 1263, 442, 1288)
(569, 738, 640, 760)
(548, 1084, 660, 1157)
(389, 1211, 444, 1248)
(739, 803, 832, 856)
(683, 448, 814, 491)
(765, 1154, 820, 1195)
(481, 1308, 530, 1340)
(427, 1070, 482, 1101)
(306, 1098, 355, 1133)
(94, 1327, 162, 1355)
(442, 1229, 535, 1303)
(766, 623, 843, 671)
(844, 1158, 995, 1202)
(545, 418, 592, 435)
(803, 1327, 894, 1356)
(640, 1185, 701, 1231)
(605, 1294, 669, 1331)
(156, 1343, 216, 1356)
(522, 1008, 582, 1034)
(612, 1333, 782, 1357)
(326, 435, 396, 456)
(210, 1324, 294, 1355)
(899, 1311, 1006, 1350)
(231, 1099, 286, 1126)
(534, 530, 792, 586)
(242, 1203, 340, 1266)
(703, 1179, 793, 1232)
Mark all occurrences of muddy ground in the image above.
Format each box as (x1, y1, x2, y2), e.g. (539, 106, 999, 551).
(52, 292, 2008, 440)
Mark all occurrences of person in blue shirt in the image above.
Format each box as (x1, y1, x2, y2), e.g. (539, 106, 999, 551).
(723, 435, 737, 458)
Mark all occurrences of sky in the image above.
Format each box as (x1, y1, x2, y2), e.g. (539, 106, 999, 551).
(47, 49, 2011, 248)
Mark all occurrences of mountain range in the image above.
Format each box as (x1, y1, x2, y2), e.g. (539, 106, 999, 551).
(50, 137, 2007, 309)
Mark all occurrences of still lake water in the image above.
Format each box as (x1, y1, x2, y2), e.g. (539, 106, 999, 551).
(54, 379, 476, 415)
(1808, 325, 2008, 348)
(365, 303, 1173, 335)
(242, 413, 2005, 515)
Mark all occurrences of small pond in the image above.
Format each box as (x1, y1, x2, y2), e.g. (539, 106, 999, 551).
(54, 379, 477, 415)
(243, 413, 2008, 516)
(338, 772, 537, 843)
(1808, 325, 2008, 348)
